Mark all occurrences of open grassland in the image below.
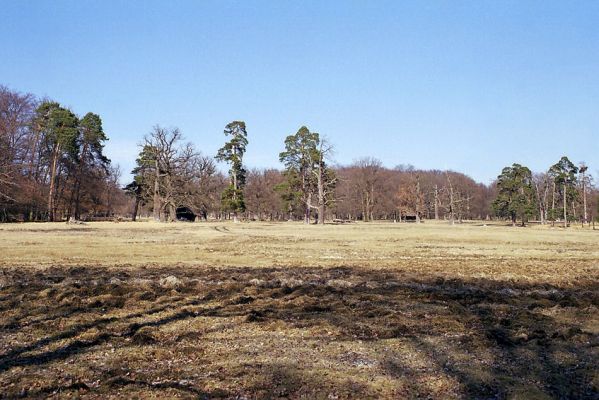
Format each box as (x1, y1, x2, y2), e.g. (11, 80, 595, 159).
(0, 221, 597, 399)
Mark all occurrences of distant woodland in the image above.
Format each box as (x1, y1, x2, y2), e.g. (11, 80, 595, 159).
(1, 85, 597, 226)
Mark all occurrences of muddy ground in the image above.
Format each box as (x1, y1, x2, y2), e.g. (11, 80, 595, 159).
(0, 266, 597, 399)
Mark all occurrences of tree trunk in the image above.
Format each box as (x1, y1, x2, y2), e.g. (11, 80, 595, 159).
(132, 198, 140, 221)
(537, 186, 544, 225)
(542, 182, 549, 223)
(303, 167, 310, 223)
(563, 182, 567, 228)
(448, 187, 455, 224)
(168, 202, 176, 222)
(317, 162, 325, 225)
(551, 182, 556, 226)
(415, 179, 421, 223)
(28, 129, 40, 179)
(582, 171, 588, 225)
(72, 142, 89, 220)
(369, 183, 375, 222)
(74, 180, 82, 220)
(153, 159, 161, 221)
(304, 193, 311, 224)
(47, 143, 60, 222)
(434, 185, 439, 220)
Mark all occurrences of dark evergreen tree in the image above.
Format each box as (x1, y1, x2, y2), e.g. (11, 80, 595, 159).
(492, 163, 536, 226)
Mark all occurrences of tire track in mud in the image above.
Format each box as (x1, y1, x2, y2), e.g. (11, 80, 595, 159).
(212, 226, 232, 234)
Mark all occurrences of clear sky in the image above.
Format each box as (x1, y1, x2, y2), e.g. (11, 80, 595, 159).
(2, 1, 598, 184)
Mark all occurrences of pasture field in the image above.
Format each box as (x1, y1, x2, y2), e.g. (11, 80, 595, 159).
(0, 221, 597, 399)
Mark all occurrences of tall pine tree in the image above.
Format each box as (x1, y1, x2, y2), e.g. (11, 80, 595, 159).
(216, 121, 248, 221)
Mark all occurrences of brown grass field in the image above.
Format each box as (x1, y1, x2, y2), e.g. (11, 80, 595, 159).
(0, 221, 597, 399)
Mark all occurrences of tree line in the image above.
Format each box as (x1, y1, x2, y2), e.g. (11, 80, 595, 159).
(1, 84, 597, 225)
(127, 121, 598, 226)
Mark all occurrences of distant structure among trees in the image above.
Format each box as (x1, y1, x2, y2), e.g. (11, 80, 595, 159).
(131, 126, 219, 222)
(1, 83, 597, 225)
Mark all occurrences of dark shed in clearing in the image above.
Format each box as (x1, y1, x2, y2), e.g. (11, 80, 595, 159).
(176, 207, 196, 222)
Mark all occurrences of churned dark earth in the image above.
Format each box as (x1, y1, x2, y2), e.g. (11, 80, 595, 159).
(0, 265, 597, 399)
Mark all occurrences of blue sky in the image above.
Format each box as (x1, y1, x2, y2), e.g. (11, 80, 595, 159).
(2, 1, 598, 184)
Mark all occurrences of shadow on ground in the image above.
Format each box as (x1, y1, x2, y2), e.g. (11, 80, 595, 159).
(0, 266, 597, 399)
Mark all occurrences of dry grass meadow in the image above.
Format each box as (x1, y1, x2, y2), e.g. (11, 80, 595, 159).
(0, 221, 597, 399)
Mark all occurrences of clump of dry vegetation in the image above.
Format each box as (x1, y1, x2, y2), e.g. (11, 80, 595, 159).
(0, 221, 597, 398)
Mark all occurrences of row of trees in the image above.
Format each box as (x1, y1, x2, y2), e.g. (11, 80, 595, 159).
(2, 84, 596, 225)
(132, 123, 570, 225)
(0, 85, 127, 222)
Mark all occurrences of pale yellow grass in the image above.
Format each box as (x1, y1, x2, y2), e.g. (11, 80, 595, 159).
(0, 220, 597, 283)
